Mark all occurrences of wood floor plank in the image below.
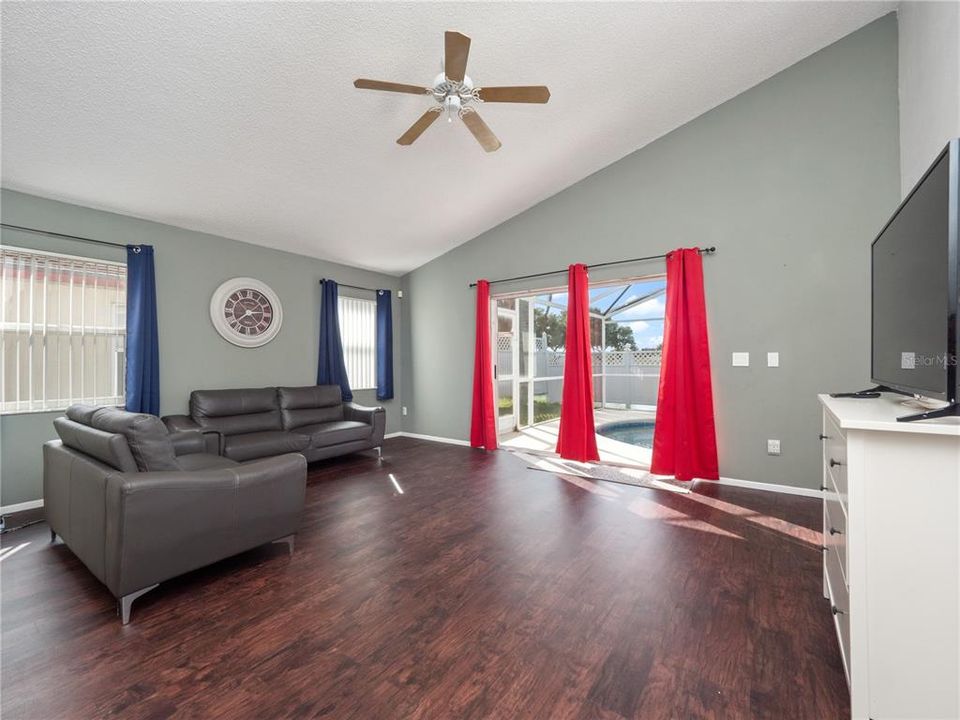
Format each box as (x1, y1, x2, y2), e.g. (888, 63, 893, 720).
(1, 438, 848, 719)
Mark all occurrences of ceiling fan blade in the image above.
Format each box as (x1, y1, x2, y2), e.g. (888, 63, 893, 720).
(477, 86, 551, 104)
(354, 78, 430, 95)
(444, 31, 471, 83)
(397, 110, 441, 146)
(461, 111, 501, 153)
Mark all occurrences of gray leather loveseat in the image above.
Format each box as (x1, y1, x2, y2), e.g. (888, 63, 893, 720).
(162, 385, 385, 463)
(44, 405, 306, 624)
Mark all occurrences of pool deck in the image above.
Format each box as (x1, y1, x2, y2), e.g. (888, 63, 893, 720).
(500, 408, 655, 468)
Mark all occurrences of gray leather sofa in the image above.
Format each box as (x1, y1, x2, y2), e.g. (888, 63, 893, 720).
(162, 385, 385, 463)
(44, 405, 306, 624)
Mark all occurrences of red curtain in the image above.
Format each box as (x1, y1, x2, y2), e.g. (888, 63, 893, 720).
(470, 279, 498, 450)
(651, 248, 719, 481)
(556, 264, 600, 462)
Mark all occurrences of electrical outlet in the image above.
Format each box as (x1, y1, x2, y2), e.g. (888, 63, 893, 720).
(767, 352, 780, 367)
(732, 352, 750, 367)
(402, 406, 408, 416)
(767, 439, 781, 456)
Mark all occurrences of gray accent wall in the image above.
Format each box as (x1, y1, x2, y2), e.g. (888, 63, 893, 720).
(400, 15, 900, 490)
(1, 190, 403, 506)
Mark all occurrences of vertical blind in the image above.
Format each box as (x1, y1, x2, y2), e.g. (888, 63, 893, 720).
(338, 296, 376, 390)
(1, 247, 127, 413)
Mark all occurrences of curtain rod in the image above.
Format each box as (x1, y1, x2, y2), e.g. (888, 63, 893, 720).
(1, 223, 129, 250)
(467, 247, 716, 288)
(320, 278, 385, 294)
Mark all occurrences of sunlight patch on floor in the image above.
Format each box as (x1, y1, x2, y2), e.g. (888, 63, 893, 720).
(0, 542, 30, 562)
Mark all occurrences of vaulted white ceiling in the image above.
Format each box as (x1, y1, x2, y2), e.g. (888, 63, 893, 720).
(1, 2, 895, 274)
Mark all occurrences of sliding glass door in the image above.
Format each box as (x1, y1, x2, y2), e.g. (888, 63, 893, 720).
(493, 274, 666, 440)
(495, 301, 518, 433)
(494, 295, 565, 434)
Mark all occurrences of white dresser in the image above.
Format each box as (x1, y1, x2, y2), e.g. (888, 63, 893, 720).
(819, 394, 960, 720)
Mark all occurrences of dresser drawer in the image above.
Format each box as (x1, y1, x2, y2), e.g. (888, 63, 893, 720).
(822, 412, 848, 509)
(824, 489, 847, 586)
(825, 533, 851, 684)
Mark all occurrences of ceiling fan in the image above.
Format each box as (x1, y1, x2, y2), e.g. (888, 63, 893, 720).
(353, 31, 550, 153)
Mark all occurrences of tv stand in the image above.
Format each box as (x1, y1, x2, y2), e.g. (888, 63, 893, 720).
(897, 401, 960, 422)
(818, 393, 959, 718)
(829, 384, 912, 400)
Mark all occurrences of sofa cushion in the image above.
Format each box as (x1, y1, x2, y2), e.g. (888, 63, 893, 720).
(88, 407, 180, 472)
(294, 420, 372, 448)
(222, 431, 310, 462)
(53, 417, 140, 472)
(190, 388, 282, 436)
(176, 453, 240, 471)
(277, 386, 344, 430)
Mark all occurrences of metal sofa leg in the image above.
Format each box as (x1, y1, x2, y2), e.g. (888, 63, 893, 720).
(118, 584, 159, 625)
(375, 446, 382, 459)
(272, 534, 295, 556)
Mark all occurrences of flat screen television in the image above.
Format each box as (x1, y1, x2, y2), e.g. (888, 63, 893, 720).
(870, 138, 959, 421)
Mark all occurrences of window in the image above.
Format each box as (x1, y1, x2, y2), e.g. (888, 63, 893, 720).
(338, 295, 376, 390)
(1, 247, 127, 413)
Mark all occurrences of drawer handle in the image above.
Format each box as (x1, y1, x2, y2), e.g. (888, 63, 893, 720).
(829, 527, 843, 536)
(829, 458, 843, 468)
(832, 605, 845, 616)
(819, 434, 830, 441)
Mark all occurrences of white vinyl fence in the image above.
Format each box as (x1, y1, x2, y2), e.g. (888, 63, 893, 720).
(497, 333, 661, 410)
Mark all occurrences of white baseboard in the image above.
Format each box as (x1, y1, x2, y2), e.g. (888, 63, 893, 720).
(705, 476, 823, 499)
(1, 499, 44, 515)
(387, 432, 471, 447)
(383, 432, 403, 440)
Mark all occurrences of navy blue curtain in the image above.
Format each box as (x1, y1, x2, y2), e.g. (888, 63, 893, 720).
(317, 280, 353, 401)
(125, 245, 160, 415)
(376, 290, 394, 400)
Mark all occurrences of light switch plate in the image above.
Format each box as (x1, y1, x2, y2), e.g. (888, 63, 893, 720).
(402, 406, 408, 416)
(767, 352, 780, 368)
(732, 352, 750, 367)
(767, 439, 781, 455)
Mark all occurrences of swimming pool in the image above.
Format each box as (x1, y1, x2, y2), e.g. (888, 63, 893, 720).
(596, 420, 656, 448)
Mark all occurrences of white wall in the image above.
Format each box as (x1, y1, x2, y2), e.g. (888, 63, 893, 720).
(898, 1, 960, 196)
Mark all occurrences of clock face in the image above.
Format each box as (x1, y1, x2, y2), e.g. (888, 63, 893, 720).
(224, 288, 274, 336)
(210, 278, 283, 347)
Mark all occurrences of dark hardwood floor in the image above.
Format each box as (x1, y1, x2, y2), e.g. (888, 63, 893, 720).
(1, 437, 848, 719)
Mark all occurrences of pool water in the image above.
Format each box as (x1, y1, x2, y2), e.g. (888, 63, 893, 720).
(596, 420, 656, 449)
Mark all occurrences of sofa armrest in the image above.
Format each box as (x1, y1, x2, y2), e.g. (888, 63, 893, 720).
(162, 414, 199, 432)
(343, 402, 383, 423)
(104, 453, 307, 597)
(168, 430, 207, 457)
(343, 403, 386, 446)
(163, 415, 221, 455)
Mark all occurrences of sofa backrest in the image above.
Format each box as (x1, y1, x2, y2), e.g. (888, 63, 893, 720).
(189, 388, 282, 436)
(53, 417, 139, 472)
(277, 385, 343, 430)
(55, 404, 179, 472)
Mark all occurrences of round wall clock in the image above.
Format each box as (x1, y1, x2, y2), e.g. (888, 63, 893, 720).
(209, 277, 283, 347)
